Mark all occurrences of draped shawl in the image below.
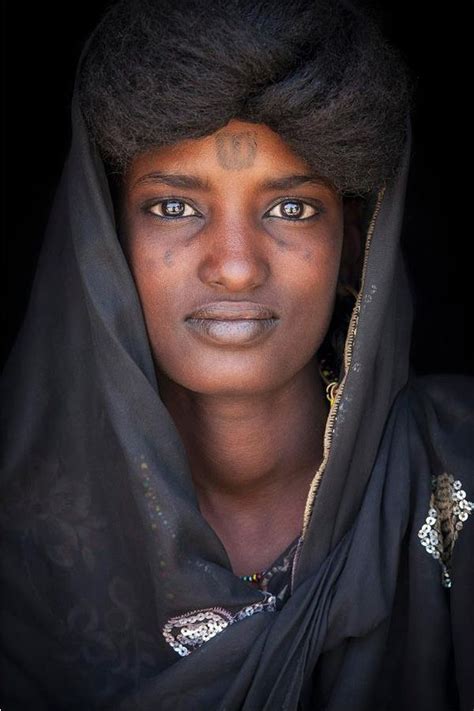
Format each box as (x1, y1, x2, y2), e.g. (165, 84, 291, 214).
(1, 24, 473, 711)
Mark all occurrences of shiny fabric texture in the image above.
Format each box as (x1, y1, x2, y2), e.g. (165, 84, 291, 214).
(1, 25, 473, 711)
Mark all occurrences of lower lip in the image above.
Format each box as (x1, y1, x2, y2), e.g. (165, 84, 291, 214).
(185, 318, 279, 345)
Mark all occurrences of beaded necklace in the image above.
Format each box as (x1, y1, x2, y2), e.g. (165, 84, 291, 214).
(240, 571, 264, 585)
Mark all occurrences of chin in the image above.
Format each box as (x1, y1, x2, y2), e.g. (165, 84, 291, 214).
(154, 349, 316, 398)
(159, 365, 277, 397)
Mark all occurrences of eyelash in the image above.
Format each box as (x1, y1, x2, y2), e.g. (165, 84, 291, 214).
(142, 197, 325, 222)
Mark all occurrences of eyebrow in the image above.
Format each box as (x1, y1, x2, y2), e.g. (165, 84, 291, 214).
(133, 171, 332, 192)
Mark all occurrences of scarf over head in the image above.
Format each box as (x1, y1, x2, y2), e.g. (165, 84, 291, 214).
(1, 18, 473, 711)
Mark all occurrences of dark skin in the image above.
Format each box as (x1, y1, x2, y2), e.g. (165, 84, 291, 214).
(117, 119, 362, 575)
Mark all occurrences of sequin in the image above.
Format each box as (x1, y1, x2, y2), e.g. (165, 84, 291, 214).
(417, 472, 473, 588)
(162, 593, 277, 657)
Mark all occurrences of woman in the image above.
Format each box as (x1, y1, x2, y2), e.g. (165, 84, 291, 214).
(1, 0, 472, 709)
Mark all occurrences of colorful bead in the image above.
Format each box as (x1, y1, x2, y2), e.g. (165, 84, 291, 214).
(241, 571, 263, 584)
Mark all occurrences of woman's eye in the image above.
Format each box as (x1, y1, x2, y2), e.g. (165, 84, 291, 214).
(266, 199, 320, 220)
(144, 197, 321, 221)
(148, 199, 199, 219)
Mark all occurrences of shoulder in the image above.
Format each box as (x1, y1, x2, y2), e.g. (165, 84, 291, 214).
(400, 373, 474, 514)
(405, 375, 474, 596)
(406, 372, 474, 456)
(408, 371, 474, 412)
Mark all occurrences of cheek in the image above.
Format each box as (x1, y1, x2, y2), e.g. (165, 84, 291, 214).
(124, 240, 182, 333)
(287, 235, 342, 325)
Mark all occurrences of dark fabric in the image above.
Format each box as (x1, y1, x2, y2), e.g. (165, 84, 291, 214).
(1, 23, 473, 711)
(240, 535, 301, 602)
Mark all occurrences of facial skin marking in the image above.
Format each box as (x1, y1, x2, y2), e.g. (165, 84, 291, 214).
(274, 236, 292, 251)
(214, 130, 258, 170)
(163, 249, 174, 266)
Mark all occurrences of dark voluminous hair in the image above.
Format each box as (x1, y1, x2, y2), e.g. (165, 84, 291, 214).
(78, 0, 416, 196)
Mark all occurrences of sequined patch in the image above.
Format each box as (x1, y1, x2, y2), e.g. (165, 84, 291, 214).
(162, 592, 277, 657)
(418, 472, 474, 588)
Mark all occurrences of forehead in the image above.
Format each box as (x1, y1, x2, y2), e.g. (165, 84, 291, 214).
(126, 120, 305, 179)
(123, 119, 337, 197)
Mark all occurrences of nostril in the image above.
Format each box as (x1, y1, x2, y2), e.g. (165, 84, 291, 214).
(198, 253, 270, 291)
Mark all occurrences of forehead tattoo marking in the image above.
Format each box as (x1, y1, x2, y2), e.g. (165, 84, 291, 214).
(215, 131, 258, 170)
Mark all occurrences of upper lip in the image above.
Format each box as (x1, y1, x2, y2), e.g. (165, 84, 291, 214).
(186, 301, 278, 320)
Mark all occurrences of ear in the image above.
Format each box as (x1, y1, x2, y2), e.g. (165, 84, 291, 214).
(340, 197, 364, 287)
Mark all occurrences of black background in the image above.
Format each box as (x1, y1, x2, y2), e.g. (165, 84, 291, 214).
(1, 3, 470, 375)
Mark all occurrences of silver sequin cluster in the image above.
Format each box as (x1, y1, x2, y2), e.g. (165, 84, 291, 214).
(162, 593, 277, 657)
(418, 472, 473, 588)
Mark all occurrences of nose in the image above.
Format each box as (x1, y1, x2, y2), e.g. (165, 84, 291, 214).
(197, 218, 270, 292)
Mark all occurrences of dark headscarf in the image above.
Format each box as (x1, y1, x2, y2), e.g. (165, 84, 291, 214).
(1, 18, 473, 711)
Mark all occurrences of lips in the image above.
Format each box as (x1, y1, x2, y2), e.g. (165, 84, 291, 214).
(185, 301, 279, 345)
(186, 301, 277, 320)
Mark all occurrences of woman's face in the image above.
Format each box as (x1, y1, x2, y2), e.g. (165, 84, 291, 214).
(118, 119, 350, 396)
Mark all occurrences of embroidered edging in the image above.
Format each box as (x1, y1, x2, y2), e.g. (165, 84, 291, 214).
(418, 472, 474, 588)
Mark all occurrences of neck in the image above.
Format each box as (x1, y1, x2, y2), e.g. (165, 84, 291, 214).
(158, 357, 328, 511)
